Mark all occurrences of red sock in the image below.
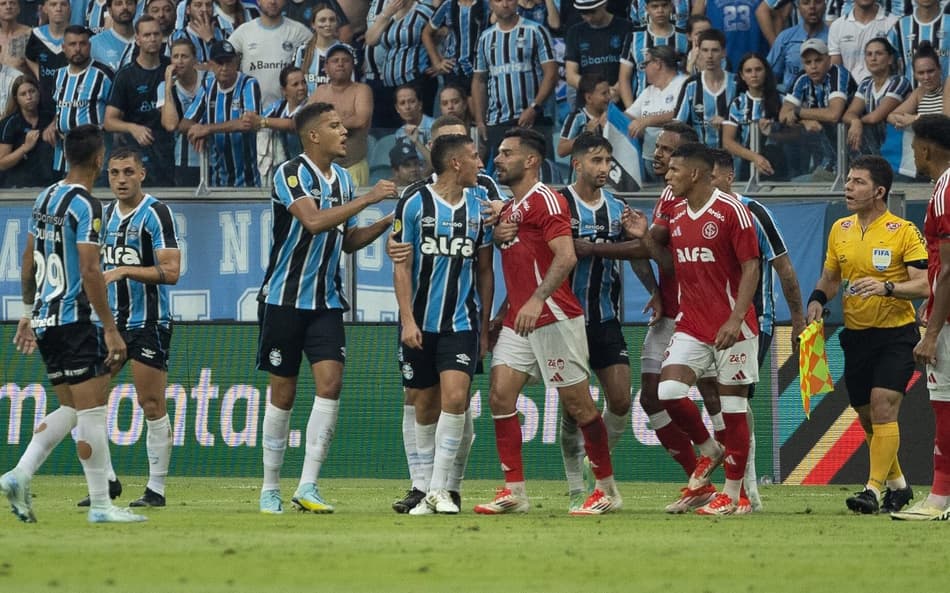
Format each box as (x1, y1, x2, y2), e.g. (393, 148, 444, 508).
(663, 398, 711, 447)
(723, 412, 750, 481)
(494, 414, 524, 483)
(740, 485, 747, 499)
(655, 422, 698, 475)
(932, 401, 950, 496)
(714, 429, 727, 446)
(580, 415, 614, 480)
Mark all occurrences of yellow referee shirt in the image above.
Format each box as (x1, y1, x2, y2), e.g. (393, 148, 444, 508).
(823, 210, 928, 330)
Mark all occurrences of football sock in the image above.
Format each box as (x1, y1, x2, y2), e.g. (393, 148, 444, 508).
(710, 411, 726, 445)
(145, 415, 172, 496)
(261, 403, 291, 492)
(560, 414, 585, 494)
(868, 422, 899, 493)
(299, 396, 338, 489)
(402, 405, 424, 491)
(931, 401, 950, 499)
(447, 408, 474, 493)
(494, 412, 524, 484)
(603, 405, 629, 451)
(664, 397, 713, 450)
(650, 411, 697, 476)
(580, 415, 614, 480)
(414, 421, 436, 490)
(723, 406, 750, 501)
(16, 405, 76, 477)
(76, 406, 110, 509)
(430, 411, 464, 491)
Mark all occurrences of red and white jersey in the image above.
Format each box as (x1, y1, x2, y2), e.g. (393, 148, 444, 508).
(925, 168, 950, 324)
(499, 182, 583, 329)
(651, 184, 682, 319)
(667, 189, 760, 344)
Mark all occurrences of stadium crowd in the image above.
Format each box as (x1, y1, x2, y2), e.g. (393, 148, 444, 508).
(4, 0, 950, 188)
(6, 0, 950, 526)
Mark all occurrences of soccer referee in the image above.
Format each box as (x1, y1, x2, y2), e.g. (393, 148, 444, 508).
(806, 155, 929, 515)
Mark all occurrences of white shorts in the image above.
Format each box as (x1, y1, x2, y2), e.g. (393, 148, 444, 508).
(662, 332, 759, 386)
(641, 317, 675, 374)
(491, 317, 590, 388)
(926, 323, 950, 402)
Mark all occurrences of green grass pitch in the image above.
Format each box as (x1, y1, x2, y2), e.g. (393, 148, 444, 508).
(0, 477, 946, 593)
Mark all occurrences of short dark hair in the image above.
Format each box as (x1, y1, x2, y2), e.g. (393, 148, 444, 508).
(431, 114, 467, 136)
(279, 65, 302, 88)
(134, 14, 159, 33)
(108, 146, 144, 166)
(686, 15, 711, 34)
(697, 28, 726, 49)
(394, 83, 420, 103)
(912, 114, 950, 151)
(169, 37, 196, 56)
(671, 142, 714, 170)
(64, 125, 104, 169)
(430, 134, 474, 175)
(850, 155, 893, 202)
(708, 148, 733, 171)
(64, 24, 92, 40)
(578, 72, 608, 103)
(503, 127, 546, 159)
(294, 102, 335, 136)
(571, 131, 612, 159)
(913, 40, 940, 69)
(661, 121, 700, 144)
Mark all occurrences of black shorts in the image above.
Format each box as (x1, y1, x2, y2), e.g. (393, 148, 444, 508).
(839, 323, 919, 408)
(257, 304, 346, 377)
(399, 330, 479, 389)
(122, 324, 172, 371)
(36, 323, 108, 386)
(586, 319, 630, 371)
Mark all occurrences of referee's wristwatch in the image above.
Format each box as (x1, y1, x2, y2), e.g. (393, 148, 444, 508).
(884, 280, 895, 297)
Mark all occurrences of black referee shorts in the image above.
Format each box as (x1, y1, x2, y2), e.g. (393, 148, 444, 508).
(839, 323, 919, 408)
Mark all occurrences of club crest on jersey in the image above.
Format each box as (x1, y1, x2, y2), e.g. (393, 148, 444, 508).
(872, 248, 891, 271)
(402, 363, 414, 380)
(269, 348, 282, 367)
(840, 220, 853, 230)
(702, 221, 718, 239)
(886, 222, 901, 232)
(508, 209, 524, 224)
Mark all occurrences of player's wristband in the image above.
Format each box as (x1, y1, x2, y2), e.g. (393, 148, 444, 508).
(808, 289, 828, 306)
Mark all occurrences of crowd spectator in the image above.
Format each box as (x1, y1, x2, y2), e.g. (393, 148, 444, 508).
(0, 75, 55, 187)
(394, 83, 433, 159)
(472, 0, 557, 162)
(0, 0, 31, 72)
(0, 59, 17, 109)
(214, 0, 255, 35)
(310, 42, 371, 185)
(19, 0, 40, 25)
(517, 0, 560, 31)
(695, 0, 770, 70)
(722, 52, 787, 179)
(619, 0, 688, 108)
(422, 0, 492, 91)
(558, 72, 609, 157)
(828, 0, 898, 83)
(84, 0, 110, 34)
(438, 83, 473, 131)
(90, 0, 136, 70)
(389, 136, 425, 185)
(171, 0, 226, 65)
(779, 37, 853, 180)
(158, 37, 208, 186)
(365, 0, 436, 129)
(630, 0, 690, 29)
(768, 0, 829, 92)
(44, 24, 113, 175)
(675, 28, 737, 148)
(889, 42, 944, 178)
(564, 0, 632, 99)
(104, 14, 174, 186)
(260, 64, 307, 175)
(285, 0, 353, 43)
(25, 0, 69, 119)
(842, 37, 910, 155)
(293, 2, 343, 94)
(180, 39, 262, 187)
(146, 0, 177, 41)
(684, 14, 712, 76)
(624, 44, 687, 169)
(558, 0, 627, 32)
(888, 0, 950, 86)
(756, 0, 794, 46)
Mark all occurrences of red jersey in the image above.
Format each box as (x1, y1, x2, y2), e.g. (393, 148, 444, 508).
(925, 168, 950, 323)
(651, 185, 681, 319)
(499, 182, 584, 329)
(667, 190, 760, 344)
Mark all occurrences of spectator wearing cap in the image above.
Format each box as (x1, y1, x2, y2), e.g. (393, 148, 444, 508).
(158, 36, 209, 187)
(310, 40, 372, 185)
(89, 0, 136, 71)
(393, 83, 433, 163)
(179, 39, 263, 187)
(472, 0, 557, 164)
(828, 0, 898, 83)
(390, 136, 425, 186)
(694, 0, 768, 70)
(779, 37, 854, 179)
(104, 14, 175, 186)
(422, 0, 493, 92)
(564, 0, 632, 99)
(624, 44, 687, 173)
(293, 2, 346, 95)
(618, 0, 687, 109)
(170, 0, 227, 65)
(767, 0, 830, 93)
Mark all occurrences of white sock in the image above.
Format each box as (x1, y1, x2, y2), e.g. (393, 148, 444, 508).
(724, 478, 742, 501)
(145, 415, 172, 496)
(298, 396, 339, 489)
(430, 412, 465, 492)
(603, 406, 629, 451)
(506, 481, 526, 496)
(560, 415, 585, 494)
(595, 475, 620, 498)
(76, 406, 111, 509)
(415, 422, 436, 490)
(15, 406, 77, 477)
(886, 475, 908, 490)
(648, 410, 672, 431)
(402, 405, 424, 491)
(697, 437, 720, 458)
(744, 431, 760, 504)
(261, 403, 291, 492)
(447, 408, 474, 493)
(927, 493, 950, 508)
(709, 412, 726, 433)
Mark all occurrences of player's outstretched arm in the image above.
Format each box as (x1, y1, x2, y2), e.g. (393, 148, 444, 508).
(343, 212, 395, 253)
(289, 179, 397, 237)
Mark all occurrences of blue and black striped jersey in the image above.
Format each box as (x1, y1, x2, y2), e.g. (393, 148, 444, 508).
(375, 2, 434, 86)
(28, 182, 103, 333)
(739, 195, 789, 336)
(169, 27, 227, 64)
(629, 0, 691, 29)
(392, 183, 492, 333)
(784, 63, 854, 109)
(156, 70, 209, 171)
(261, 154, 357, 310)
(430, 0, 492, 78)
(51, 61, 114, 172)
(564, 185, 625, 325)
(888, 13, 950, 85)
(102, 195, 180, 330)
(90, 28, 135, 72)
(184, 72, 262, 187)
(675, 71, 738, 148)
(724, 91, 771, 149)
(475, 17, 555, 126)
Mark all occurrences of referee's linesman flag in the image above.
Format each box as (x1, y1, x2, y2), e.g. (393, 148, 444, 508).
(799, 319, 836, 419)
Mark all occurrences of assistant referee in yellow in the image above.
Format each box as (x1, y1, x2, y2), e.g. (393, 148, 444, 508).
(806, 156, 929, 515)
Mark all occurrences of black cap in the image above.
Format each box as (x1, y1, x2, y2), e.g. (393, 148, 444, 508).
(209, 40, 238, 63)
(390, 138, 422, 168)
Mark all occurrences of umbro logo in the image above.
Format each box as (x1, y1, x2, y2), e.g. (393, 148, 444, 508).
(456, 353, 471, 365)
(140, 348, 155, 359)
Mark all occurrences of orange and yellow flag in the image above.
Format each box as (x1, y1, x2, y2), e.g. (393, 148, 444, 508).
(798, 319, 836, 419)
